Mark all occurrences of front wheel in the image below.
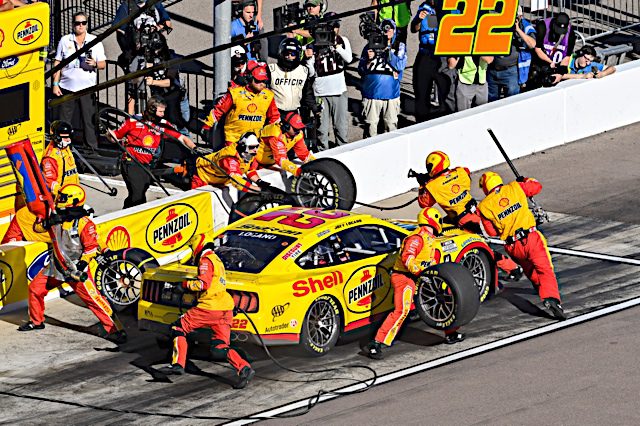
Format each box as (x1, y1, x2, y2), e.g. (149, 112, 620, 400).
(414, 263, 480, 330)
(94, 248, 159, 310)
(299, 295, 341, 356)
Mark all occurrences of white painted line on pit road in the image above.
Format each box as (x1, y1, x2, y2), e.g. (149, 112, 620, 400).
(487, 237, 640, 266)
(79, 174, 182, 195)
(226, 296, 640, 425)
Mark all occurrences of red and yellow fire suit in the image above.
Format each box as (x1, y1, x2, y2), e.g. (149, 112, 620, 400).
(254, 123, 315, 176)
(113, 118, 182, 165)
(41, 142, 79, 197)
(190, 145, 258, 191)
(478, 178, 561, 301)
(376, 227, 436, 346)
(27, 216, 120, 334)
(170, 249, 250, 373)
(1, 207, 50, 243)
(203, 85, 280, 144)
(419, 166, 518, 274)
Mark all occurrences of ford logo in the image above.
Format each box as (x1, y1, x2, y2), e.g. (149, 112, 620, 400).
(27, 251, 50, 281)
(0, 57, 19, 69)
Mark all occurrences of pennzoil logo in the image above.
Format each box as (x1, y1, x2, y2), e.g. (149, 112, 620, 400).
(343, 266, 391, 314)
(13, 19, 43, 46)
(146, 203, 198, 253)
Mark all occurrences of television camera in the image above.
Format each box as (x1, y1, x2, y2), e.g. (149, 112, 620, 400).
(359, 12, 387, 52)
(273, 2, 305, 30)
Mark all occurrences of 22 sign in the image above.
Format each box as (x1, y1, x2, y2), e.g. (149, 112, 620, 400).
(435, 0, 517, 55)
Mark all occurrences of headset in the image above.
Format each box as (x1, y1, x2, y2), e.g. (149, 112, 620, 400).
(146, 95, 167, 116)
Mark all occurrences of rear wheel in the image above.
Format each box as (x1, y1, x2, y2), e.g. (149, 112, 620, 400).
(300, 295, 341, 356)
(414, 263, 480, 330)
(291, 158, 357, 210)
(94, 248, 159, 310)
(460, 249, 492, 302)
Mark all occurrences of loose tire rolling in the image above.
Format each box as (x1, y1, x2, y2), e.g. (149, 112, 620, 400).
(460, 249, 492, 302)
(228, 188, 299, 224)
(291, 158, 357, 211)
(94, 248, 159, 310)
(414, 262, 480, 330)
(299, 295, 341, 356)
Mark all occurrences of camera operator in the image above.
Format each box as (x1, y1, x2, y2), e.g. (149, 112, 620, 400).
(231, 0, 262, 61)
(292, 0, 326, 46)
(411, 0, 450, 122)
(528, 12, 576, 90)
(113, 0, 172, 58)
(546, 45, 616, 85)
(305, 12, 352, 151)
(358, 19, 407, 137)
(371, 0, 411, 45)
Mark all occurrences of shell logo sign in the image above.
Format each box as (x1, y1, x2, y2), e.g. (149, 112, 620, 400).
(13, 19, 43, 46)
(145, 203, 199, 253)
(0, 29, 5, 48)
(499, 198, 510, 207)
(343, 266, 391, 314)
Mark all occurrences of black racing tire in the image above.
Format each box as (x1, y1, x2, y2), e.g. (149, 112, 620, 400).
(460, 249, 492, 303)
(228, 187, 299, 224)
(414, 263, 480, 330)
(94, 248, 159, 311)
(299, 295, 341, 357)
(291, 158, 357, 211)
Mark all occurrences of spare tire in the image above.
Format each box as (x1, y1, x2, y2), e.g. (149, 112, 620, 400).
(291, 158, 356, 211)
(414, 262, 480, 330)
(94, 248, 159, 310)
(228, 187, 299, 224)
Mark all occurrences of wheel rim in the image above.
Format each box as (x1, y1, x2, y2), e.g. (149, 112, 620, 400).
(461, 252, 488, 296)
(306, 299, 339, 348)
(295, 172, 336, 209)
(100, 260, 142, 306)
(417, 276, 455, 322)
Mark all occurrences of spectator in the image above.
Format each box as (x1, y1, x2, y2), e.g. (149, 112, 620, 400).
(203, 65, 280, 145)
(231, 0, 262, 61)
(52, 11, 106, 151)
(358, 19, 407, 137)
(528, 12, 576, 90)
(450, 55, 494, 111)
(550, 45, 616, 84)
(113, 0, 172, 56)
(514, 6, 537, 90)
(411, 0, 450, 122)
(487, 38, 520, 102)
(305, 12, 351, 151)
(372, 0, 411, 45)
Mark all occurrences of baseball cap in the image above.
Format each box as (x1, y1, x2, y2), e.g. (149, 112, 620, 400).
(251, 65, 269, 82)
(305, 0, 322, 6)
(517, 5, 523, 16)
(552, 12, 570, 34)
(286, 112, 306, 131)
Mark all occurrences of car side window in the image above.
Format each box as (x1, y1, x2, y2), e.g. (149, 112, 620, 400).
(355, 225, 404, 254)
(296, 238, 348, 269)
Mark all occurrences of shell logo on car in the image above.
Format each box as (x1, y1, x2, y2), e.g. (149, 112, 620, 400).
(145, 203, 198, 253)
(13, 19, 43, 45)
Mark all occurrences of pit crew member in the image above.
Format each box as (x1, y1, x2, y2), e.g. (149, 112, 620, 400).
(477, 172, 566, 320)
(203, 65, 280, 145)
(367, 208, 464, 360)
(417, 150, 522, 280)
(253, 112, 315, 177)
(158, 233, 255, 389)
(17, 185, 127, 342)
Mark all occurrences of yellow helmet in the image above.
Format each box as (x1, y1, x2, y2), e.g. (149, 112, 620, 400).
(190, 231, 215, 258)
(479, 171, 503, 195)
(56, 184, 86, 209)
(425, 151, 450, 177)
(417, 207, 443, 234)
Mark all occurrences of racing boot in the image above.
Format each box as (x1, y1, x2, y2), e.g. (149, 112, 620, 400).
(506, 265, 524, 282)
(444, 331, 465, 345)
(366, 341, 384, 360)
(17, 321, 45, 332)
(158, 364, 185, 376)
(543, 298, 567, 321)
(233, 366, 255, 389)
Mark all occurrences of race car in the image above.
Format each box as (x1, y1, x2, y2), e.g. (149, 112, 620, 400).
(138, 206, 497, 356)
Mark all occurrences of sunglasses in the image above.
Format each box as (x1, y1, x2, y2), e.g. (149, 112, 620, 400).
(74, 21, 88, 26)
(246, 145, 259, 150)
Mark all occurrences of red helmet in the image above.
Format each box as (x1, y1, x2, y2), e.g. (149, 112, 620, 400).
(251, 65, 269, 83)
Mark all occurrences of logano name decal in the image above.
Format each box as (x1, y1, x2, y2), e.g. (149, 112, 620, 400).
(292, 271, 343, 297)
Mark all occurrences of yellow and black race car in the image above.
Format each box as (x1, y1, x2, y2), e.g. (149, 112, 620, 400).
(138, 206, 497, 356)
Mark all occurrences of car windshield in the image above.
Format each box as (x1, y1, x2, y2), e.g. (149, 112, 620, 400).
(214, 230, 297, 273)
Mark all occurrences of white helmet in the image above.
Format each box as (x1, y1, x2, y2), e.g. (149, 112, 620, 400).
(237, 132, 259, 162)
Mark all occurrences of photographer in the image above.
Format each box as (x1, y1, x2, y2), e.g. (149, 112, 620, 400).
(231, 0, 262, 61)
(292, 0, 325, 46)
(546, 45, 616, 85)
(113, 0, 172, 57)
(372, 0, 411, 45)
(52, 11, 106, 151)
(305, 12, 352, 151)
(358, 19, 407, 137)
(528, 12, 576, 90)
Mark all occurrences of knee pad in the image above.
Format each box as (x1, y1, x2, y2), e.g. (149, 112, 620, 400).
(210, 339, 229, 360)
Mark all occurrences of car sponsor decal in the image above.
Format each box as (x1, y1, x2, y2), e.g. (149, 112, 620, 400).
(238, 231, 277, 240)
(289, 319, 298, 328)
(0, 260, 15, 303)
(317, 229, 330, 238)
(238, 223, 302, 236)
(26, 251, 49, 281)
(0, 56, 19, 69)
(13, 19, 43, 46)
(343, 266, 391, 313)
(145, 204, 198, 253)
(105, 225, 132, 251)
(292, 271, 343, 297)
(265, 322, 289, 333)
(335, 219, 362, 229)
(271, 302, 290, 321)
(281, 243, 302, 260)
(441, 239, 458, 253)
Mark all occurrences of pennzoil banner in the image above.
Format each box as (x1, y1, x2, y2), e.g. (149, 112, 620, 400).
(97, 192, 214, 256)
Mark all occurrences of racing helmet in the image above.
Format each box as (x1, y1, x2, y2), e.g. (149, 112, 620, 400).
(189, 231, 215, 258)
(56, 184, 86, 209)
(50, 120, 73, 148)
(231, 45, 248, 69)
(277, 38, 302, 71)
(237, 132, 260, 161)
(281, 111, 305, 133)
(417, 207, 442, 234)
(425, 151, 450, 177)
(479, 171, 503, 195)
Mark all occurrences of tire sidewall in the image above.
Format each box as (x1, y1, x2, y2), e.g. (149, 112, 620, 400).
(292, 158, 357, 211)
(461, 249, 492, 303)
(300, 294, 341, 356)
